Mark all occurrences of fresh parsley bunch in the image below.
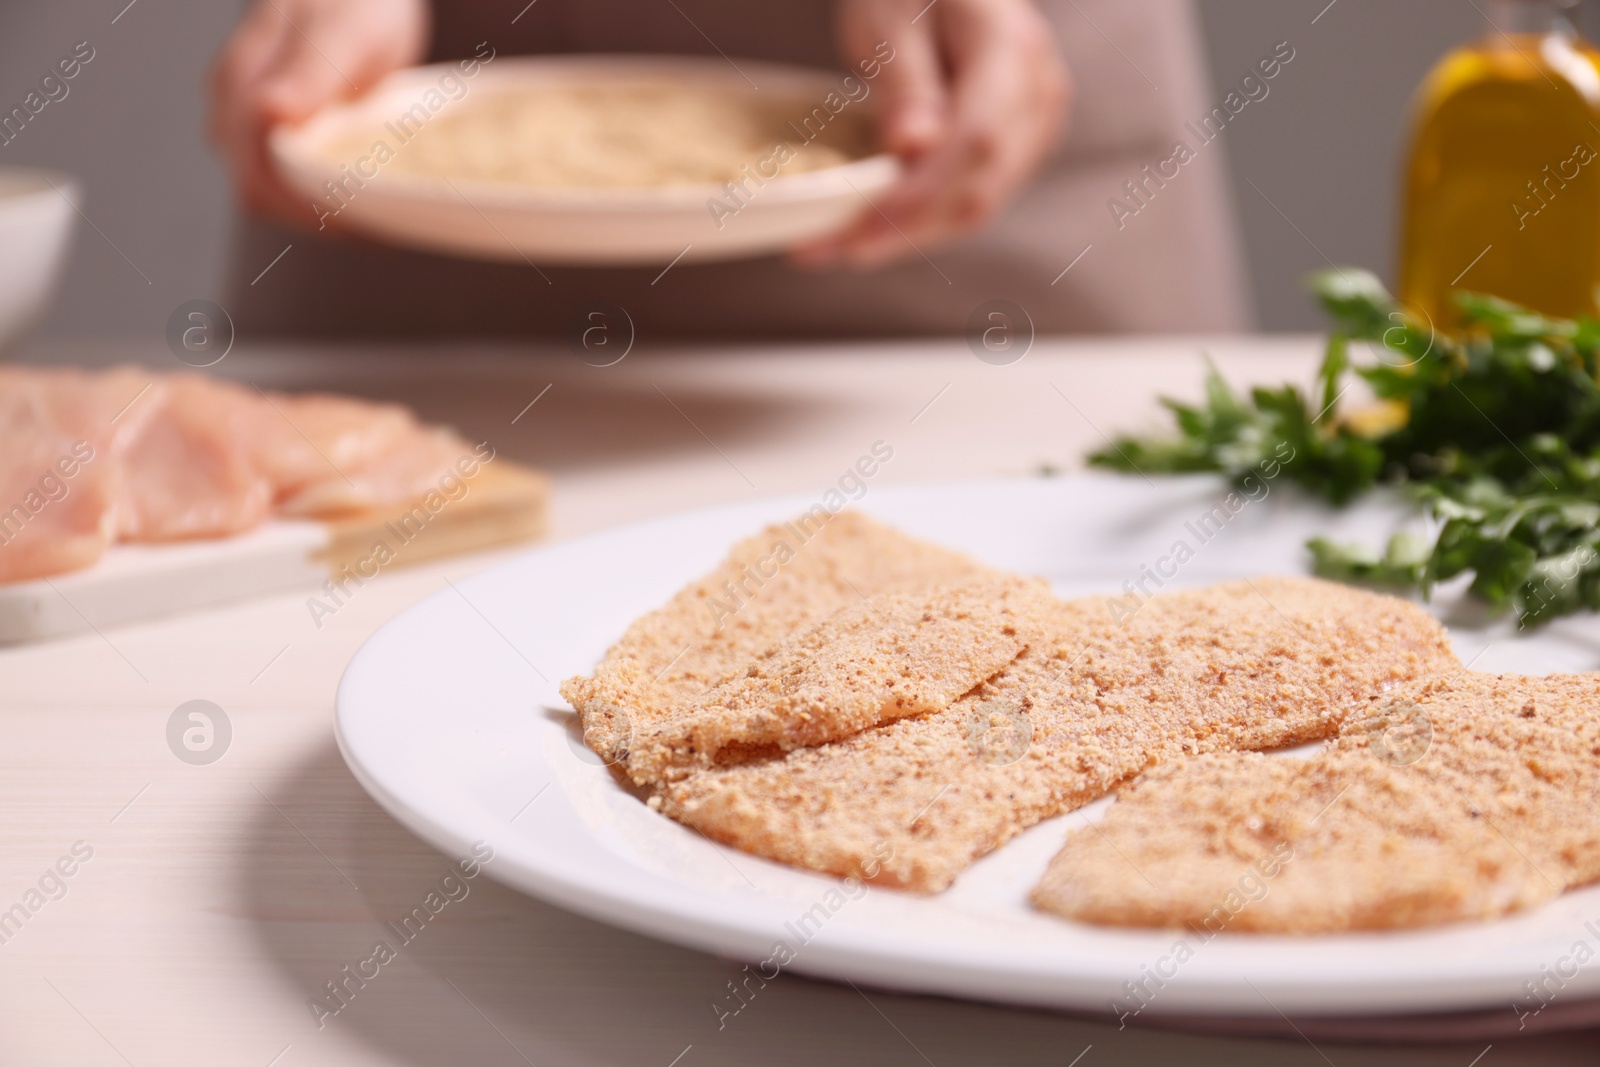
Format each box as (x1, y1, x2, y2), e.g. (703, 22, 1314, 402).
(1088, 269, 1600, 627)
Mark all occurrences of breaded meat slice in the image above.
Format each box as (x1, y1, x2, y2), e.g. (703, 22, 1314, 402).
(661, 577, 1459, 892)
(1032, 672, 1600, 931)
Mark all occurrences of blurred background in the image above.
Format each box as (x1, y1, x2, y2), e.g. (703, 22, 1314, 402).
(5, 0, 1592, 341)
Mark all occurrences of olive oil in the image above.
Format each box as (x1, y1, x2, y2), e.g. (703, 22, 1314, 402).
(1398, 1, 1600, 331)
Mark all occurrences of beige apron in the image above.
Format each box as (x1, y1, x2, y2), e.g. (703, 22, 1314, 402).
(228, 0, 1250, 337)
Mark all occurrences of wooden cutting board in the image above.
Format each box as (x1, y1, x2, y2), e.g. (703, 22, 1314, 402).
(0, 461, 547, 645)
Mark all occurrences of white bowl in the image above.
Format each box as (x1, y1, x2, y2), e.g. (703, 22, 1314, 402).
(0, 168, 78, 351)
(269, 54, 900, 266)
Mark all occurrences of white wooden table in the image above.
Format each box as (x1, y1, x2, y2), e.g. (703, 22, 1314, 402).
(3, 337, 1594, 1066)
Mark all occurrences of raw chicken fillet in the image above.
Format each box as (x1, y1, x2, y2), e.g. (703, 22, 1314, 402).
(0, 365, 480, 582)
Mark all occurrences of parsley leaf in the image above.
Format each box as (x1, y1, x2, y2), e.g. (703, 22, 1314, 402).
(1087, 269, 1600, 628)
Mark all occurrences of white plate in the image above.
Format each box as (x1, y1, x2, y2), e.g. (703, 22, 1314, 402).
(270, 55, 899, 266)
(335, 475, 1600, 1020)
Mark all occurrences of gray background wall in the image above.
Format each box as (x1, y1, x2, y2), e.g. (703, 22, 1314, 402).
(0, 1, 1573, 339)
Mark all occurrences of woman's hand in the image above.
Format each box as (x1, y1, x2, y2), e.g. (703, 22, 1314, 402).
(798, 0, 1071, 268)
(209, 0, 430, 226)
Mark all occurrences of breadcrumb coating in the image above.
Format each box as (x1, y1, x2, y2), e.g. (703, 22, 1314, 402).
(563, 513, 1461, 894)
(625, 581, 1045, 785)
(559, 511, 1005, 772)
(1032, 672, 1600, 931)
(658, 575, 1458, 892)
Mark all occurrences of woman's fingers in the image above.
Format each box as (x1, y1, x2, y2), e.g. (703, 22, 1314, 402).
(794, 0, 944, 264)
(208, 0, 429, 227)
(909, 0, 1069, 242)
(259, 0, 427, 120)
(800, 0, 1070, 269)
(839, 0, 947, 157)
(210, 6, 298, 216)
(210, 1, 292, 127)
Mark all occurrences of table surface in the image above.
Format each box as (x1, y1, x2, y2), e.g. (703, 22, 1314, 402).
(3, 335, 1595, 1066)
